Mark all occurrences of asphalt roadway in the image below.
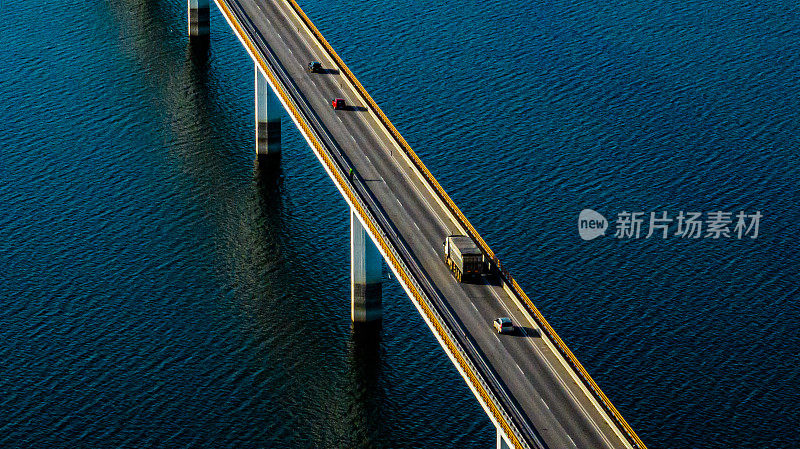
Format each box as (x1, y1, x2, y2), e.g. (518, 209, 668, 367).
(222, 1, 632, 448)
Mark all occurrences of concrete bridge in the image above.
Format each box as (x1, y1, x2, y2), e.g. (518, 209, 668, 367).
(185, 1, 648, 448)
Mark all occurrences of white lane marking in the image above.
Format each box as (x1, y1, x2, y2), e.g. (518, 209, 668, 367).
(567, 435, 577, 449)
(274, 0, 332, 60)
(389, 150, 451, 232)
(264, 5, 432, 232)
(484, 279, 615, 448)
(493, 333, 502, 345)
(266, 9, 449, 235)
(336, 98, 451, 233)
(267, 0, 451, 236)
(270, 18, 292, 56)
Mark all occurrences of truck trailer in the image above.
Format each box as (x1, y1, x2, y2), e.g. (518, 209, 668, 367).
(444, 235, 483, 282)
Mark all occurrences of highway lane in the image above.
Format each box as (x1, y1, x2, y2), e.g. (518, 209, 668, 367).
(226, 1, 631, 448)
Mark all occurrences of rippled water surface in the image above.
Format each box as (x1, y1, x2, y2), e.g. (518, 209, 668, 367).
(2, 0, 798, 448)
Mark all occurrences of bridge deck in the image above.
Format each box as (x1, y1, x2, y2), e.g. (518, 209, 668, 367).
(220, 1, 636, 448)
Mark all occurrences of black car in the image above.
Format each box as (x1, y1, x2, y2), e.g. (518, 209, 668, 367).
(307, 61, 322, 73)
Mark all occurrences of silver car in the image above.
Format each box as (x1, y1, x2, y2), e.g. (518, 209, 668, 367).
(493, 317, 514, 334)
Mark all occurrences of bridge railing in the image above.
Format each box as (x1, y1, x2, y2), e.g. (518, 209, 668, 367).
(282, 1, 646, 448)
(212, 2, 528, 447)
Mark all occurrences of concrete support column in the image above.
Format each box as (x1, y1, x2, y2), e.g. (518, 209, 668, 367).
(187, 0, 210, 38)
(255, 63, 281, 157)
(351, 208, 382, 322)
(496, 427, 512, 449)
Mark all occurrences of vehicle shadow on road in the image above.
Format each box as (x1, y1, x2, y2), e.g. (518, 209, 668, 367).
(482, 273, 503, 286)
(319, 68, 340, 75)
(514, 326, 540, 338)
(342, 105, 367, 112)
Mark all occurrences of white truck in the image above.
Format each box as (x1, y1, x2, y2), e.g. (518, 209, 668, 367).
(443, 235, 483, 282)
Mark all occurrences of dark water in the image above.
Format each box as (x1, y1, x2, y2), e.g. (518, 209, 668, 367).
(2, 0, 798, 447)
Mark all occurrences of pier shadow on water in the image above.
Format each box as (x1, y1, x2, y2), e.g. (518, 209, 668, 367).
(255, 153, 283, 190)
(344, 321, 387, 448)
(187, 36, 210, 64)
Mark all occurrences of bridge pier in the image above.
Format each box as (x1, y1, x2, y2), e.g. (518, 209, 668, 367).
(496, 427, 512, 449)
(187, 0, 210, 38)
(351, 208, 382, 323)
(255, 63, 281, 159)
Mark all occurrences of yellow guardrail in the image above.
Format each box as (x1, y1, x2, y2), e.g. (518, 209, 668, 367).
(213, 2, 526, 448)
(283, 1, 647, 448)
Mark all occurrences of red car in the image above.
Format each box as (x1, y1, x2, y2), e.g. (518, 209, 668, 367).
(332, 98, 346, 110)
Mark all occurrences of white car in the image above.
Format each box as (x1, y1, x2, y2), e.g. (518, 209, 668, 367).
(493, 317, 514, 334)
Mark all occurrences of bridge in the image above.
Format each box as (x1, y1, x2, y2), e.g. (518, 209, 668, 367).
(185, 1, 647, 448)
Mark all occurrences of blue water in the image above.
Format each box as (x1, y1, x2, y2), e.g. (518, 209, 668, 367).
(1, 0, 797, 447)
